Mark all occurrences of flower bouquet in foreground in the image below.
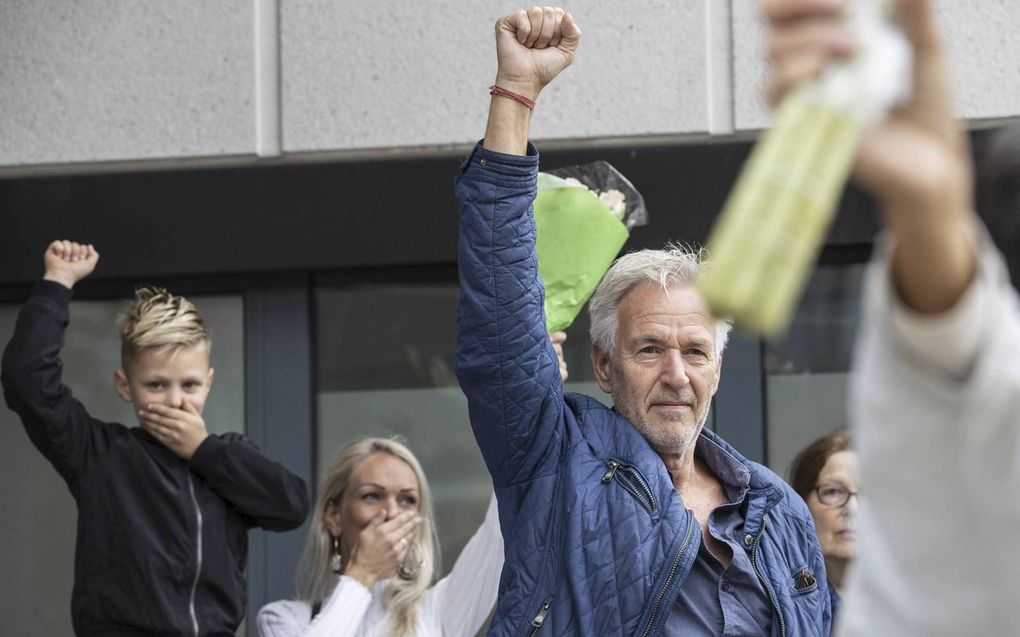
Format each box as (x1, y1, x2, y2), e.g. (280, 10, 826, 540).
(698, 0, 910, 336)
(535, 161, 648, 332)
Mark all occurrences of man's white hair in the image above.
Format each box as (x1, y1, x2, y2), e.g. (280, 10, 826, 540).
(587, 243, 732, 359)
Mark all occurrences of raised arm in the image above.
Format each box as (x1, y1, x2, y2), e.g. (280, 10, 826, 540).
(766, 0, 974, 313)
(433, 493, 504, 636)
(454, 7, 581, 486)
(482, 7, 578, 155)
(767, 5, 1019, 633)
(1, 241, 113, 486)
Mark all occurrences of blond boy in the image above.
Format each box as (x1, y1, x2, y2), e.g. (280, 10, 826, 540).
(2, 240, 309, 636)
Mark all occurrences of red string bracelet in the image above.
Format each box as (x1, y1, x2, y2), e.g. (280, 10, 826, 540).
(489, 84, 536, 110)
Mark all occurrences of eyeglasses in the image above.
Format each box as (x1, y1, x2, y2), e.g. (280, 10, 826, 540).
(813, 483, 859, 508)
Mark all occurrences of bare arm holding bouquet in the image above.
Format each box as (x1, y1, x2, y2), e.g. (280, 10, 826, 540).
(767, 1, 1020, 635)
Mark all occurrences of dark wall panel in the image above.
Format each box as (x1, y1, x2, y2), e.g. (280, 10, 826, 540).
(1, 139, 884, 285)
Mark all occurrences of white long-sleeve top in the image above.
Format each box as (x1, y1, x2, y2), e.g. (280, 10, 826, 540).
(839, 231, 1020, 636)
(257, 493, 503, 637)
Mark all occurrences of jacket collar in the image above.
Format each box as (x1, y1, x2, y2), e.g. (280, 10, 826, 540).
(570, 393, 785, 534)
(699, 428, 784, 538)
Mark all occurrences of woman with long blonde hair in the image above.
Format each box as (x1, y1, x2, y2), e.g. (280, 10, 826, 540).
(257, 437, 502, 637)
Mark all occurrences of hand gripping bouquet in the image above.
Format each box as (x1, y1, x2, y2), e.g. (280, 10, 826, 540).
(698, 0, 911, 336)
(535, 161, 648, 332)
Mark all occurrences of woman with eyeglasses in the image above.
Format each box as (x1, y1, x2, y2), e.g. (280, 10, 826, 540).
(788, 431, 858, 620)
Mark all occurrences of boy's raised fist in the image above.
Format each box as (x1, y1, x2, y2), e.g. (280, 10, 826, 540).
(43, 240, 100, 289)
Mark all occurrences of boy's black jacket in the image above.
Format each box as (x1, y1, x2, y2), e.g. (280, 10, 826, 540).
(2, 281, 310, 636)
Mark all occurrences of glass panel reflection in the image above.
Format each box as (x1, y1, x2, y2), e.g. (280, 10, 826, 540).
(315, 283, 488, 576)
(764, 263, 864, 475)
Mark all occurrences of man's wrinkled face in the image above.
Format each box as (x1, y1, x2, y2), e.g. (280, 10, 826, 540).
(592, 283, 721, 456)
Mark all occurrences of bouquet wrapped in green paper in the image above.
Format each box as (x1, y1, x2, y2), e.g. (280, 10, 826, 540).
(535, 161, 648, 332)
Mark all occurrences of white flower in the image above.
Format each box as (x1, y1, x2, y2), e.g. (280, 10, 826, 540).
(598, 189, 626, 221)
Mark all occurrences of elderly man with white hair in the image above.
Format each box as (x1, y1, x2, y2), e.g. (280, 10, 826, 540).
(454, 7, 831, 636)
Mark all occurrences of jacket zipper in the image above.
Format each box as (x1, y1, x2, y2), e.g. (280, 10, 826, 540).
(602, 459, 657, 513)
(527, 601, 550, 636)
(638, 514, 696, 637)
(186, 473, 204, 637)
(750, 518, 786, 637)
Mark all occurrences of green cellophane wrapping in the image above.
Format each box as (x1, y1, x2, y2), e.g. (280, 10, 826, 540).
(535, 174, 629, 332)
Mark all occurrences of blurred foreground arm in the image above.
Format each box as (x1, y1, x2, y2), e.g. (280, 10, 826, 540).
(768, 3, 1020, 635)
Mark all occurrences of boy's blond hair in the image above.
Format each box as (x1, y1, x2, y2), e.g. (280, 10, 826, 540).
(117, 287, 211, 366)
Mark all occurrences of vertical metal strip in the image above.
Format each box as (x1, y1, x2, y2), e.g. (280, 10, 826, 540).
(712, 330, 766, 463)
(244, 279, 314, 635)
(255, 0, 282, 157)
(706, 0, 735, 135)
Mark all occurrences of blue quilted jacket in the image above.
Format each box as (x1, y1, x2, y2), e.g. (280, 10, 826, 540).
(455, 143, 831, 637)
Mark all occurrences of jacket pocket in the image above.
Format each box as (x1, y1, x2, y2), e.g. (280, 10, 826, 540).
(602, 458, 657, 513)
(790, 565, 819, 595)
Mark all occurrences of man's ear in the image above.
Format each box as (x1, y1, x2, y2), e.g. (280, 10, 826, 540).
(710, 354, 723, 397)
(113, 369, 132, 403)
(591, 344, 613, 394)
(207, 367, 215, 390)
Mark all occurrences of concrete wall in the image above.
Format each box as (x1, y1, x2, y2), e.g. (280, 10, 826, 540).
(1, 0, 1018, 172)
(1, 2, 256, 166)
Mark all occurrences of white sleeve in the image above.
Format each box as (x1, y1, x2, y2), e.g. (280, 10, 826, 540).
(257, 577, 373, 637)
(853, 228, 1020, 481)
(840, 231, 1020, 636)
(430, 492, 504, 637)
(257, 600, 311, 637)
